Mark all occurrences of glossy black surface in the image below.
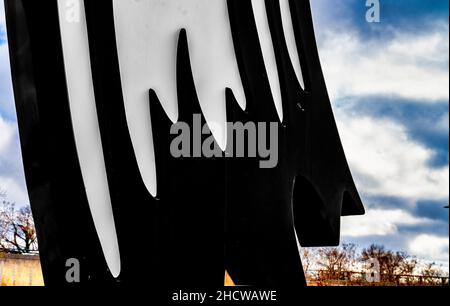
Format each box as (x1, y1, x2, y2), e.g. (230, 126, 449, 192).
(226, 0, 364, 293)
(4, 0, 113, 285)
(5, 0, 364, 292)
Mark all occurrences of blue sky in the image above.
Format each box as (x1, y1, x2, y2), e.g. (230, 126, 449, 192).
(0, 0, 449, 270)
(310, 0, 449, 268)
(1, 1, 30, 209)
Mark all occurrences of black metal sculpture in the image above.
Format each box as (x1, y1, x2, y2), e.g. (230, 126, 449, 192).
(4, 0, 364, 295)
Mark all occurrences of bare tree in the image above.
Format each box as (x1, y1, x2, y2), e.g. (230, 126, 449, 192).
(361, 244, 417, 284)
(316, 243, 357, 280)
(421, 262, 447, 285)
(300, 248, 317, 278)
(0, 196, 38, 254)
(302, 242, 446, 286)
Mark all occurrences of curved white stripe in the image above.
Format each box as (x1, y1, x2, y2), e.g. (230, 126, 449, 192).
(113, 0, 246, 196)
(280, 0, 305, 89)
(251, 0, 283, 122)
(57, 0, 121, 278)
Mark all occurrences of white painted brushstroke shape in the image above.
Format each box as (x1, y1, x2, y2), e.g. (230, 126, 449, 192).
(57, 0, 121, 278)
(113, 0, 247, 197)
(54, 0, 307, 277)
(251, 0, 283, 122)
(279, 0, 305, 90)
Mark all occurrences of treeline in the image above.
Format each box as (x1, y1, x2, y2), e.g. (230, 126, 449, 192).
(0, 190, 38, 254)
(301, 243, 449, 286)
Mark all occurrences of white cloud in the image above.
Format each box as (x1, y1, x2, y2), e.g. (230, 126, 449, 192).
(409, 234, 449, 262)
(1, 0, 14, 118)
(337, 112, 449, 201)
(319, 23, 449, 102)
(0, 0, 5, 26)
(0, 115, 14, 154)
(0, 116, 28, 206)
(341, 209, 433, 237)
(0, 175, 29, 205)
(0, 1, 5, 49)
(0, 42, 15, 119)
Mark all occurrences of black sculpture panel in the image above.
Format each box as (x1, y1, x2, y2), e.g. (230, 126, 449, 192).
(4, 0, 364, 293)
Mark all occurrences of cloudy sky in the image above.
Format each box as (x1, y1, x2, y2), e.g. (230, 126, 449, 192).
(0, 1, 448, 269)
(310, 0, 449, 268)
(1, 1, 30, 208)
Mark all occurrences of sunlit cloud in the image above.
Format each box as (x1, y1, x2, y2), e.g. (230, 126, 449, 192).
(0, 115, 14, 154)
(0, 116, 29, 206)
(0, 1, 5, 44)
(319, 22, 449, 103)
(337, 112, 449, 202)
(409, 234, 449, 262)
(342, 209, 434, 237)
(0, 37, 14, 119)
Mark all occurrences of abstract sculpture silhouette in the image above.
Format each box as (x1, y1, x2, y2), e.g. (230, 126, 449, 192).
(4, 0, 365, 293)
